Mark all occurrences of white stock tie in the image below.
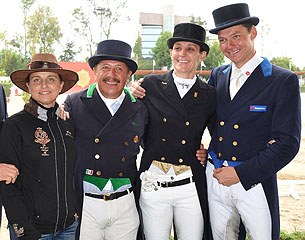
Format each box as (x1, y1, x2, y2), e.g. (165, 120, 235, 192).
(111, 101, 120, 115)
(230, 68, 242, 99)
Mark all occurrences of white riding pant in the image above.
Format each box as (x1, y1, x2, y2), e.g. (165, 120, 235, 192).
(140, 181, 204, 240)
(206, 161, 272, 240)
(79, 192, 139, 240)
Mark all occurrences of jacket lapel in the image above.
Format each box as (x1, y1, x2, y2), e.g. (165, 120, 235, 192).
(100, 94, 141, 135)
(219, 60, 273, 118)
(80, 89, 112, 126)
(159, 71, 187, 117)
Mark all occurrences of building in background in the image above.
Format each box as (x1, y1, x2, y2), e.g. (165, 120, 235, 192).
(139, 5, 191, 58)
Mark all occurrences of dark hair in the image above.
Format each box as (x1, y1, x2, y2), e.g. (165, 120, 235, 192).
(242, 23, 254, 33)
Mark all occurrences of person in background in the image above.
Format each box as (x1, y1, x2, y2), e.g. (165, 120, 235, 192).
(0, 53, 79, 240)
(0, 84, 19, 227)
(130, 22, 215, 240)
(64, 39, 147, 240)
(0, 85, 7, 131)
(206, 3, 301, 240)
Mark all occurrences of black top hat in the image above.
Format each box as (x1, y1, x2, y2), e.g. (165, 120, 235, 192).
(88, 39, 138, 74)
(167, 23, 209, 54)
(209, 3, 259, 34)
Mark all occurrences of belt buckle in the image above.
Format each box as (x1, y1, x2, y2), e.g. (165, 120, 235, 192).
(103, 193, 111, 201)
(162, 181, 171, 187)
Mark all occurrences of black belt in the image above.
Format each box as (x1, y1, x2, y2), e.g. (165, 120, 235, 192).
(85, 188, 132, 201)
(157, 177, 194, 188)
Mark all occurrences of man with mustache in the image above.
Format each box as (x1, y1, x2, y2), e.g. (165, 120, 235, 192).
(64, 40, 148, 240)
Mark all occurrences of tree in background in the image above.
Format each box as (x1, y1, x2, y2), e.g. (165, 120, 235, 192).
(87, 0, 129, 40)
(70, 7, 95, 57)
(0, 32, 25, 75)
(20, 0, 35, 61)
(190, 16, 207, 29)
(151, 31, 172, 69)
(59, 41, 78, 62)
(0, 49, 24, 76)
(204, 41, 224, 70)
(133, 36, 153, 70)
(26, 6, 62, 54)
(271, 57, 300, 71)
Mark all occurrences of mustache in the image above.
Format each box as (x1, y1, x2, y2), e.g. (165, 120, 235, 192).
(102, 76, 121, 83)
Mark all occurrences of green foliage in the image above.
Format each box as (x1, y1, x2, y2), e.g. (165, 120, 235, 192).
(132, 36, 155, 71)
(22, 92, 31, 103)
(71, 7, 95, 57)
(151, 31, 172, 69)
(59, 41, 78, 61)
(204, 41, 224, 70)
(280, 230, 305, 240)
(190, 16, 207, 29)
(133, 36, 143, 61)
(26, 6, 62, 54)
(271, 57, 300, 71)
(245, 230, 305, 240)
(0, 81, 13, 97)
(0, 49, 27, 75)
(89, 0, 129, 40)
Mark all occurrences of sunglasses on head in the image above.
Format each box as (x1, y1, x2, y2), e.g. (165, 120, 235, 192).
(28, 61, 61, 70)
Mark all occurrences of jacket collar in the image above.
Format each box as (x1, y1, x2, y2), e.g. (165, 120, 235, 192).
(24, 98, 60, 122)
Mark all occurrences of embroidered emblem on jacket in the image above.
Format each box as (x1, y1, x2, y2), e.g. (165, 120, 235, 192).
(12, 224, 25, 238)
(34, 127, 50, 156)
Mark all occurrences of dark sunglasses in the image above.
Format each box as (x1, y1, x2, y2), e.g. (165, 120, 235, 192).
(28, 61, 61, 70)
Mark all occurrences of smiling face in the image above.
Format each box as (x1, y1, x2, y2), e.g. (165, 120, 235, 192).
(94, 60, 132, 99)
(217, 24, 257, 68)
(26, 71, 63, 108)
(170, 41, 206, 79)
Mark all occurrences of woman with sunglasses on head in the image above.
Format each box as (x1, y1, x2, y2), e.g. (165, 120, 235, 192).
(0, 53, 79, 240)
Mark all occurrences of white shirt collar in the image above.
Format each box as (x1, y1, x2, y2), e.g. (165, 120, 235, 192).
(232, 52, 263, 78)
(172, 72, 196, 98)
(96, 85, 125, 114)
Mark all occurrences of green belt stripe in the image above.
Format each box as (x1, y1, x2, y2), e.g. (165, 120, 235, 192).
(84, 175, 131, 191)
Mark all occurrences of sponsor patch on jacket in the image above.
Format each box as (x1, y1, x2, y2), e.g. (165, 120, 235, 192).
(249, 105, 267, 112)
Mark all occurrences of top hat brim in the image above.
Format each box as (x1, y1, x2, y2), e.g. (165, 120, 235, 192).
(88, 55, 138, 74)
(209, 16, 259, 34)
(10, 69, 79, 93)
(167, 37, 210, 55)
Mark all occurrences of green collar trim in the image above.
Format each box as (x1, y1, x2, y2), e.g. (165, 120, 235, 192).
(86, 83, 97, 98)
(124, 87, 136, 102)
(86, 83, 136, 102)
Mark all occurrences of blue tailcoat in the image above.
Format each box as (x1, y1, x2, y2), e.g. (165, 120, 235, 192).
(64, 86, 148, 214)
(208, 58, 301, 239)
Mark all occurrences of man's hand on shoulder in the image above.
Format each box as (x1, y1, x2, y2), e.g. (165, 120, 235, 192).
(129, 78, 146, 99)
(0, 163, 19, 184)
(58, 104, 70, 120)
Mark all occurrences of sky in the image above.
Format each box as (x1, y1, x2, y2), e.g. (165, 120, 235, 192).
(0, 0, 304, 68)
